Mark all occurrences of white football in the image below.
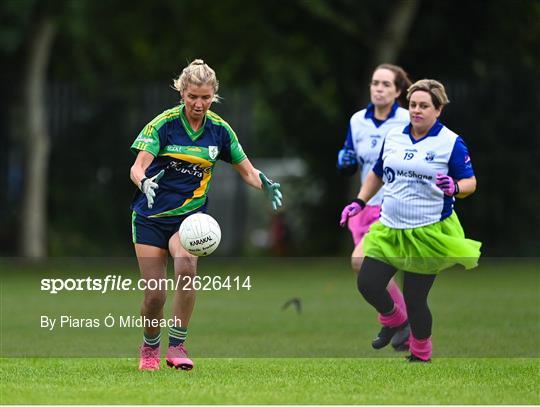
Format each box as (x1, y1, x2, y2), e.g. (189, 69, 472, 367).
(179, 213, 221, 256)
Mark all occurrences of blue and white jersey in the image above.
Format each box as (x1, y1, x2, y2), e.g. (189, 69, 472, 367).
(372, 121, 475, 229)
(343, 102, 409, 205)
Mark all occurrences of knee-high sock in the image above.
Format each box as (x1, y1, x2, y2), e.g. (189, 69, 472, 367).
(386, 279, 407, 317)
(377, 305, 407, 328)
(410, 335, 432, 361)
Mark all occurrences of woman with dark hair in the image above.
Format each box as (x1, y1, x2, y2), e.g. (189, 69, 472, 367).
(337, 64, 412, 351)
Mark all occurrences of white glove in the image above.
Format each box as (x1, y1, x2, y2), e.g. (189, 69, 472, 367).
(140, 170, 164, 209)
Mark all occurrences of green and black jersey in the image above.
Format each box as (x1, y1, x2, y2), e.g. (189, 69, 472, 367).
(131, 105, 246, 220)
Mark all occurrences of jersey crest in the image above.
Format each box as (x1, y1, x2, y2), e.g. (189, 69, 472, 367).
(208, 146, 219, 160)
(425, 150, 436, 162)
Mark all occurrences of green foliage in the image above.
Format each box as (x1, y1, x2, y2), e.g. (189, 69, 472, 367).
(0, 0, 36, 53)
(1, 0, 539, 255)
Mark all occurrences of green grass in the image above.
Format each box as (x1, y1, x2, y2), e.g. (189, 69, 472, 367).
(1, 357, 539, 404)
(1, 258, 539, 403)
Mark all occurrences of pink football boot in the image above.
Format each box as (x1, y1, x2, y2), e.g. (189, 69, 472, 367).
(139, 345, 160, 371)
(166, 344, 194, 370)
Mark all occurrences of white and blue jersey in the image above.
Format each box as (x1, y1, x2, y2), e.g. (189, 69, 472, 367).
(343, 102, 409, 205)
(372, 121, 474, 229)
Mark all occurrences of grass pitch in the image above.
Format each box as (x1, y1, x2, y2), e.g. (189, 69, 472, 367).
(1, 358, 538, 404)
(1, 258, 539, 404)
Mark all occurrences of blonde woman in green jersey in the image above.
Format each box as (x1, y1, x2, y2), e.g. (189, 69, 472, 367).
(130, 60, 282, 371)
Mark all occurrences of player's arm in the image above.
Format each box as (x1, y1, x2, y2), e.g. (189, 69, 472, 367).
(339, 170, 383, 227)
(233, 158, 283, 211)
(233, 158, 262, 189)
(357, 170, 384, 203)
(130, 151, 155, 188)
(455, 176, 476, 198)
(357, 140, 385, 202)
(436, 174, 476, 198)
(339, 141, 385, 227)
(130, 151, 164, 209)
(336, 123, 358, 175)
(436, 136, 476, 199)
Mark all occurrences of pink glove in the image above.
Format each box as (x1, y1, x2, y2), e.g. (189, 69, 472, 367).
(339, 199, 366, 227)
(436, 173, 459, 196)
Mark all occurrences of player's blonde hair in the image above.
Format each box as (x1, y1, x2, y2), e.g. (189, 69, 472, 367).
(173, 59, 220, 102)
(407, 79, 450, 109)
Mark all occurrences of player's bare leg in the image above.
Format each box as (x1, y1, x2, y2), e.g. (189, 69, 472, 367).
(351, 239, 366, 271)
(169, 233, 198, 328)
(135, 243, 168, 371)
(165, 233, 198, 370)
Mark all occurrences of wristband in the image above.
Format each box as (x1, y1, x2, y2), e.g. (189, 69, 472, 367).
(453, 181, 460, 196)
(352, 198, 366, 209)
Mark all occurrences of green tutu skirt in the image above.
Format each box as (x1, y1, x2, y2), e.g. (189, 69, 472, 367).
(362, 212, 482, 274)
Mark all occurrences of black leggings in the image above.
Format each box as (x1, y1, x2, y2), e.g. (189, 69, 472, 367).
(357, 257, 436, 339)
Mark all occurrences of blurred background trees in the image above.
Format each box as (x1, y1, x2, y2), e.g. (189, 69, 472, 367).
(1, 0, 539, 257)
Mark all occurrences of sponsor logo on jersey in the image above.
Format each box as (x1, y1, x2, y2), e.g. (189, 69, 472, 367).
(167, 160, 212, 178)
(464, 154, 472, 169)
(165, 145, 183, 153)
(136, 137, 154, 144)
(384, 166, 432, 183)
(383, 167, 396, 183)
(396, 169, 433, 181)
(186, 147, 202, 152)
(208, 146, 219, 160)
